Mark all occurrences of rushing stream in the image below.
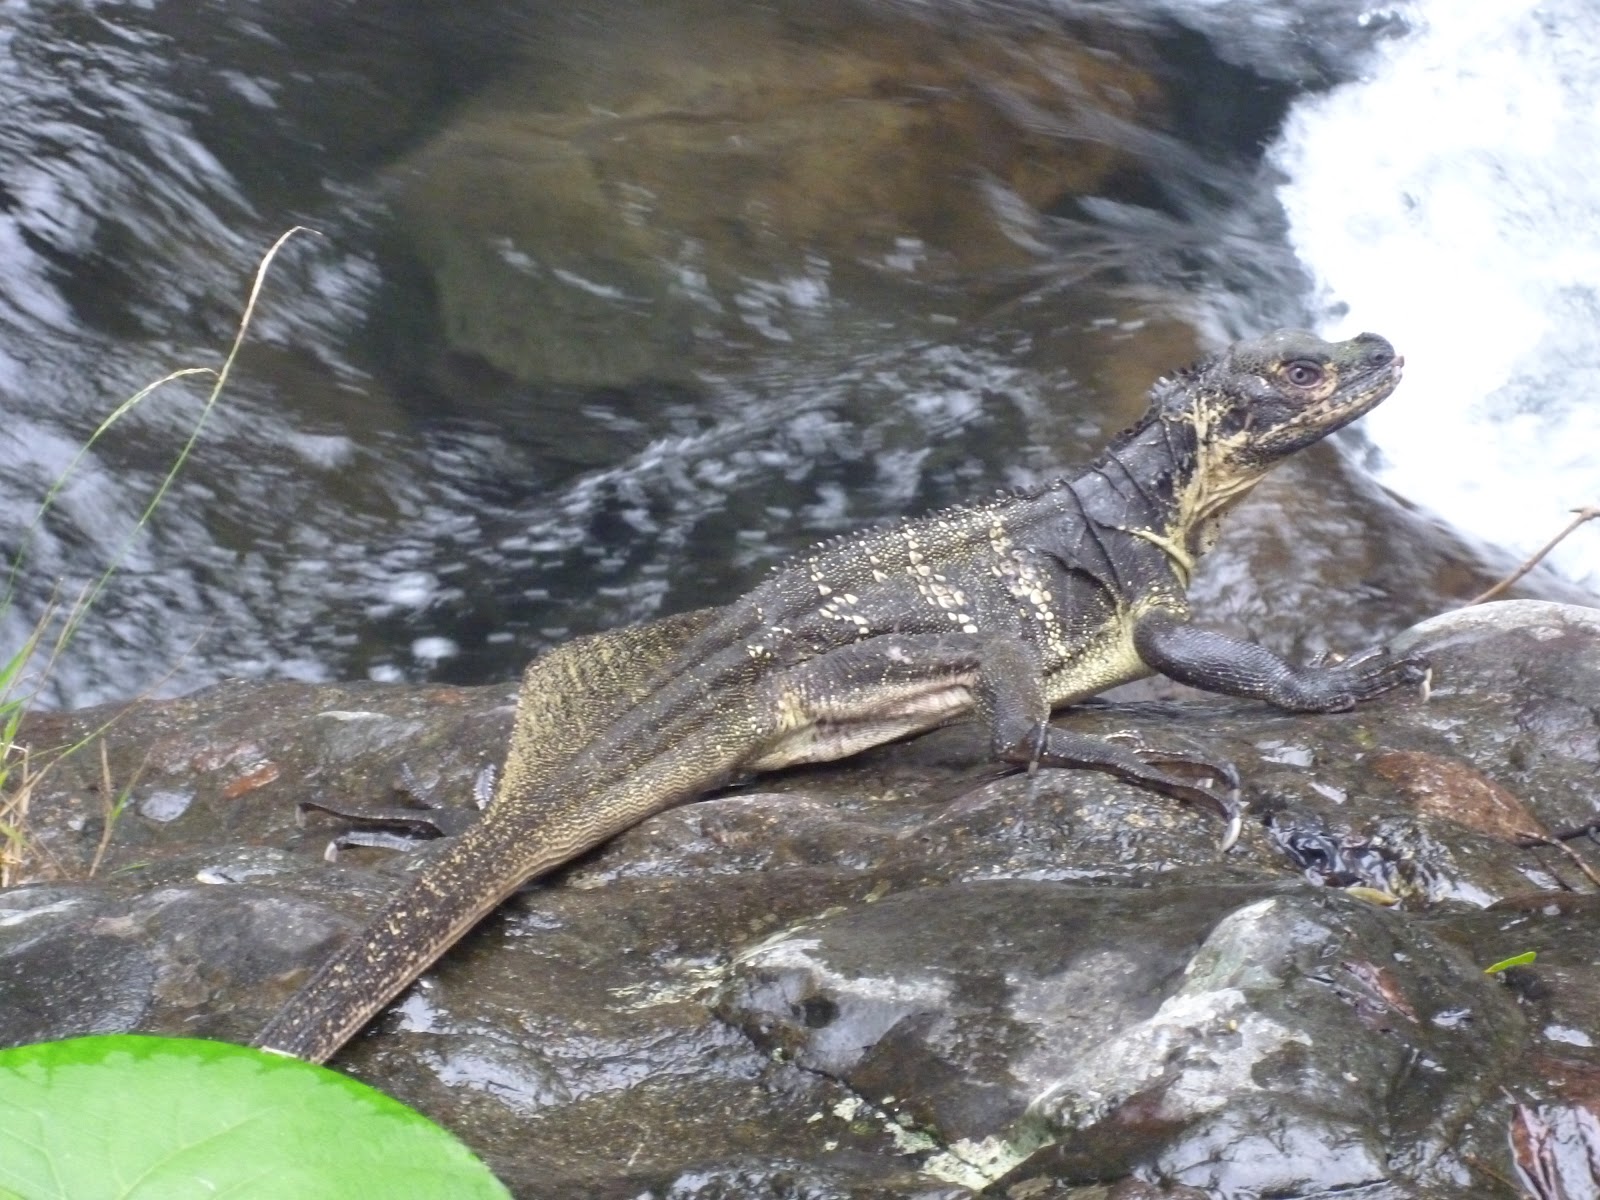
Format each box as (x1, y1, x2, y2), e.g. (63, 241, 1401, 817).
(1276, 0, 1600, 593)
(0, 0, 1589, 708)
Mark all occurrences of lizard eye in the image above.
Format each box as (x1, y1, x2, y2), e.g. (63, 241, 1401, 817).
(1284, 359, 1325, 388)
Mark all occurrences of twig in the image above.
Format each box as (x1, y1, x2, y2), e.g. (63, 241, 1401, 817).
(1543, 837, 1600, 891)
(1509, 819, 1600, 891)
(1466, 505, 1600, 606)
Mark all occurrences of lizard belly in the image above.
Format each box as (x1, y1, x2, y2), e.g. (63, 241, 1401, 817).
(746, 681, 975, 771)
(1042, 617, 1153, 708)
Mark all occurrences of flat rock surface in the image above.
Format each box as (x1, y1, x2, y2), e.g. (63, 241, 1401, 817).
(3, 600, 1600, 1198)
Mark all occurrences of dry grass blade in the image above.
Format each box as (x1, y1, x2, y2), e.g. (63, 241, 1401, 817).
(0, 744, 33, 888)
(87, 737, 150, 879)
(0, 228, 316, 886)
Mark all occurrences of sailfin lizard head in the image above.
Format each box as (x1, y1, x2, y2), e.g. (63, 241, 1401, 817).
(1162, 328, 1403, 469)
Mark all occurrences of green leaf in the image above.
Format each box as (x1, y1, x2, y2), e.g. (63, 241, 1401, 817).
(0, 1035, 509, 1200)
(1484, 950, 1537, 974)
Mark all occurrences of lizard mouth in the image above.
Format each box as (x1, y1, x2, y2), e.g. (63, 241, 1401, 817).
(1255, 355, 1404, 459)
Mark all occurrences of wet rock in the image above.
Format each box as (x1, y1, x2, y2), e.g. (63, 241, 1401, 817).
(0, 888, 155, 1045)
(718, 879, 1524, 1196)
(1, 600, 1598, 1196)
(1018, 890, 1520, 1196)
(1389, 602, 1600, 832)
(719, 881, 1285, 1177)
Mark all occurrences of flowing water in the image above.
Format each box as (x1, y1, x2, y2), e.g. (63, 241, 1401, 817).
(0, 0, 1588, 707)
(1274, 0, 1600, 592)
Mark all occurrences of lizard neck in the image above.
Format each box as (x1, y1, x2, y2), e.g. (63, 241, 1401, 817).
(1083, 407, 1267, 587)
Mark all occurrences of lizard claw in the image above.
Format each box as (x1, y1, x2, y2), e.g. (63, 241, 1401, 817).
(1105, 729, 1242, 852)
(1217, 786, 1242, 853)
(1334, 647, 1431, 703)
(1167, 770, 1241, 853)
(1170, 771, 1242, 852)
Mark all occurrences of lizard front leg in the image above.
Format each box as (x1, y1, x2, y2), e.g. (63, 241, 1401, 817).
(1131, 609, 1427, 712)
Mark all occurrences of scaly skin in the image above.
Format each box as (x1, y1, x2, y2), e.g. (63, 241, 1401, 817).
(255, 329, 1426, 1063)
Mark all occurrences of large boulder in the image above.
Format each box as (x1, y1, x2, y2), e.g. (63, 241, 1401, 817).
(4, 600, 1599, 1196)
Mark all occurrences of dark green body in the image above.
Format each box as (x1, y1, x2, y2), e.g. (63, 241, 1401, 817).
(256, 329, 1425, 1063)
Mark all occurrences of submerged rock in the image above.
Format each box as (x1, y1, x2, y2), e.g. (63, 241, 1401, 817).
(2, 600, 1598, 1197)
(388, 0, 1168, 388)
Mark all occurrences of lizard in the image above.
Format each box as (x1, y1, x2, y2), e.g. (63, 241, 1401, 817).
(255, 327, 1425, 1063)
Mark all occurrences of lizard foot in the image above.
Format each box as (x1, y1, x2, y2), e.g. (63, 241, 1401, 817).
(1104, 729, 1242, 851)
(1008, 724, 1242, 852)
(1103, 729, 1242, 793)
(1334, 645, 1430, 694)
(296, 800, 464, 862)
(1284, 648, 1431, 711)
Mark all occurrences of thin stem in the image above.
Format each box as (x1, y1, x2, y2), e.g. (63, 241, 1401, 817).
(1466, 505, 1600, 605)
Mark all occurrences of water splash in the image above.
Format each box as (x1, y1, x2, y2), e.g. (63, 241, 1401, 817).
(1275, 0, 1600, 590)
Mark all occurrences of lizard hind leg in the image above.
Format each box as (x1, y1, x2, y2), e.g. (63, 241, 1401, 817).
(952, 636, 1242, 850)
(1000, 723, 1242, 851)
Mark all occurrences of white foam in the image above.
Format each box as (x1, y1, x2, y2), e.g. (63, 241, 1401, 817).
(1274, 0, 1600, 590)
(410, 636, 459, 665)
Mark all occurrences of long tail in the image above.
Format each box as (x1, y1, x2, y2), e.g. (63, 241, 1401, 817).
(254, 816, 560, 1063)
(256, 608, 732, 1063)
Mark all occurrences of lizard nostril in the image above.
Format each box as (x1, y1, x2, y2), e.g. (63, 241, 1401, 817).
(1355, 333, 1397, 368)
